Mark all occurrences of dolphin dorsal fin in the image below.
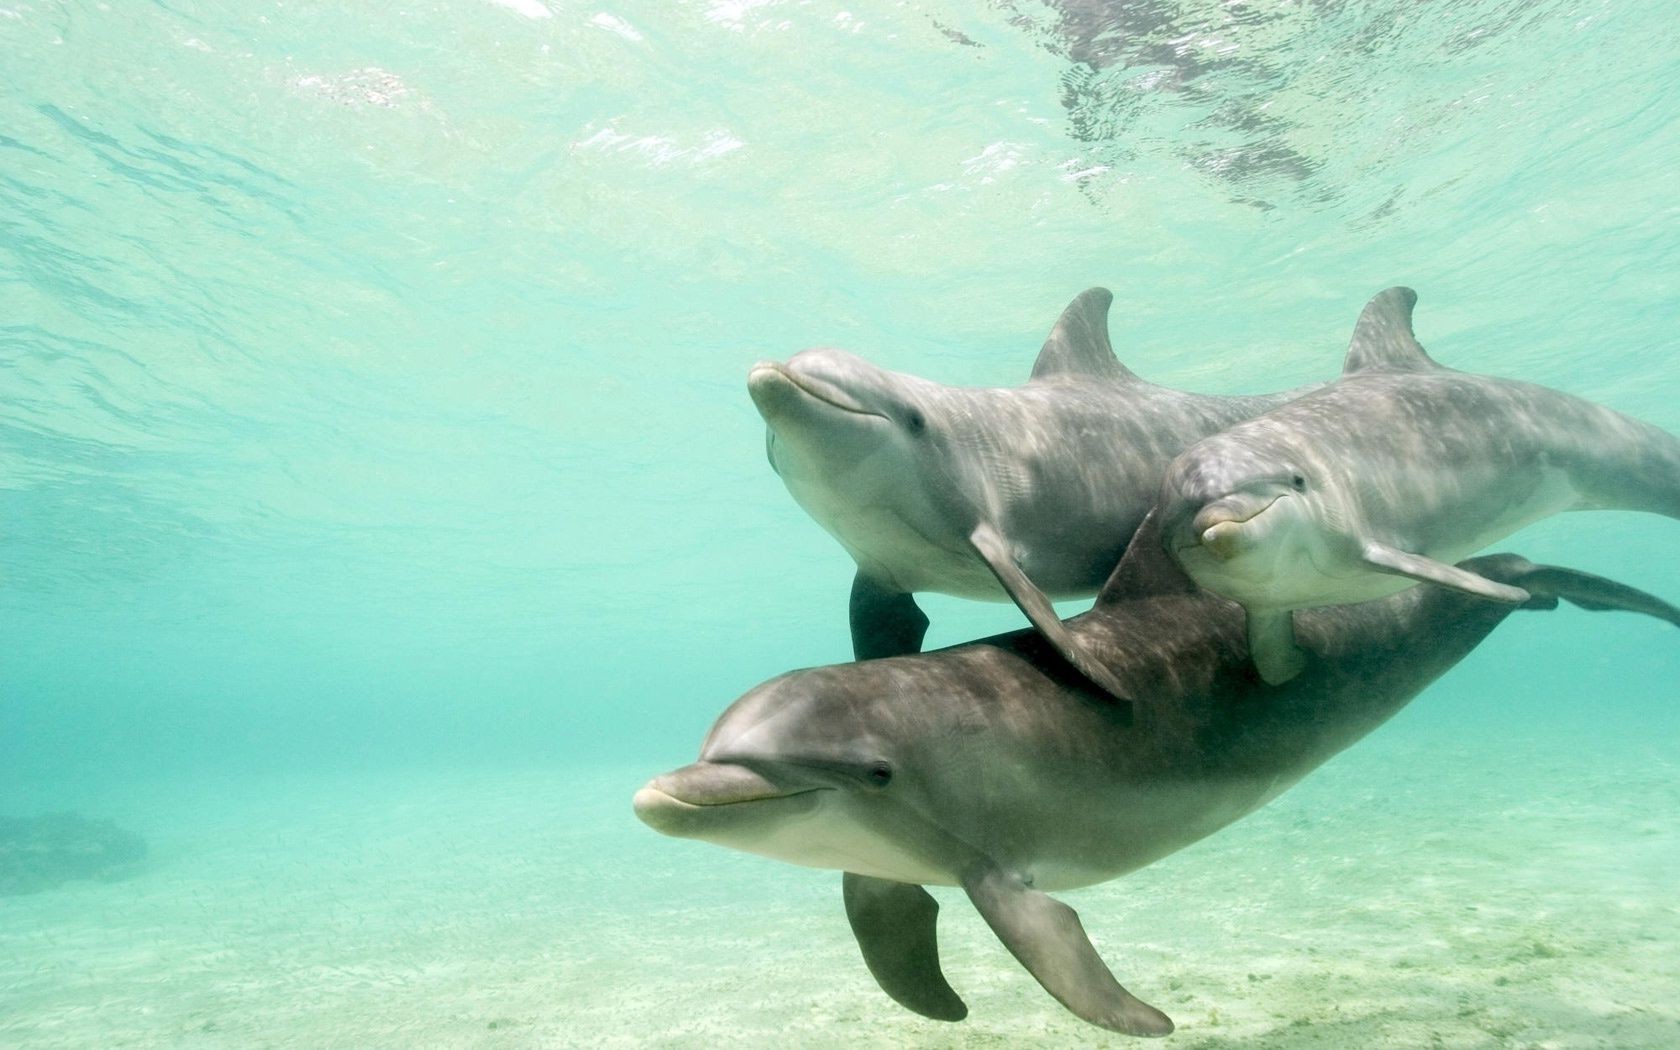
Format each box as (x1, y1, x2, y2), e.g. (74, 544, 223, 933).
(1096, 510, 1199, 606)
(1030, 288, 1138, 382)
(1341, 287, 1439, 374)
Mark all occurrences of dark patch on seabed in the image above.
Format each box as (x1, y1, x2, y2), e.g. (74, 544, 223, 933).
(0, 813, 148, 895)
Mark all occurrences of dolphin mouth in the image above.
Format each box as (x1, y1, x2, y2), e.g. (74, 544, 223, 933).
(748, 361, 883, 419)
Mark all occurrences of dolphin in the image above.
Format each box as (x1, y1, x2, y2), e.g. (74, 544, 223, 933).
(747, 287, 1316, 698)
(633, 513, 1680, 1036)
(1159, 287, 1680, 684)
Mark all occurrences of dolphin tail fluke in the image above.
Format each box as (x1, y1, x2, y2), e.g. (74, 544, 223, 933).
(842, 873, 968, 1022)
(1509, 563, 1680, 628)
(962, 860, 1174, 1037)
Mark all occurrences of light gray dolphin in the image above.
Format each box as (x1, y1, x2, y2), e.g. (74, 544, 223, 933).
(747, 287, 1316, 698)
(1159, 287, 1680, 684)
(633, 513, 1680, 1036)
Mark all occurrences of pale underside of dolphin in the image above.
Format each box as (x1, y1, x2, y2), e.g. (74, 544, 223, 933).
(634, 513, 1680, 1036)
(747, 287, 1317, 701)
(1160, 286, 1680, 684)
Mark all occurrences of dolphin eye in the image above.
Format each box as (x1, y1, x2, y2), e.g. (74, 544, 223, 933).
(1291, 474, 1307, 492)
(865, 762, 893, 787)
(904, 410, 925, 434)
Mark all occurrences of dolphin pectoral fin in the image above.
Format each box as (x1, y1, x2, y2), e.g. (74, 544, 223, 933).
(842, 873, 967, 1022)
(849, 574, 930, 659)
(1360, 541, 1530, 604)
(961, 862, 1173, 1037)
(1247, 609, 1307, 685)
(968, 523, 1135, 703)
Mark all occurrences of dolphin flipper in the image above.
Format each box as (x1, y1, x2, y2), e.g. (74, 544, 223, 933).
(849, 574, 931, 659)
(842, 873, 967, 1022)
(961, 861, 1173, 1037)
(1361, 541, 1531, 604)
(969, 523, 1136, 702)
(1248, 608, 1307, 685)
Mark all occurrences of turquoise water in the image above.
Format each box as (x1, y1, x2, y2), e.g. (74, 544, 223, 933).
(3, 1, 1678, 1046)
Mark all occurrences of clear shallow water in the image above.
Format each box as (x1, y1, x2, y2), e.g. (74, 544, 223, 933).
(2, 1, 1678, 1045)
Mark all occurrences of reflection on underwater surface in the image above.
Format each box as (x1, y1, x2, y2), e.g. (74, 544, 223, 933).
(1, 0, 1678, 1044)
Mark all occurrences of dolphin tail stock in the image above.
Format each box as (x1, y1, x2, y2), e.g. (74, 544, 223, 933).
(961, 860, 1174, 1037)
(842, 873, 968, 1022)
(1449, 552, 1680, 626)
(1632, 420, 1680, 522)
(1565, 410, 1680, 521)
(1490, 559, 1680, 628)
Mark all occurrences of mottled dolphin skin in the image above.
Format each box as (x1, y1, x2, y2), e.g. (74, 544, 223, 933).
(633, 514, 1680, 1036)
(1159, 287, 1680, 684)
(747, 288, 1315, 698)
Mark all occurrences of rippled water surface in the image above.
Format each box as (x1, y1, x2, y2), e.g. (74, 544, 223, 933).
(2, 1, 1678, 1045)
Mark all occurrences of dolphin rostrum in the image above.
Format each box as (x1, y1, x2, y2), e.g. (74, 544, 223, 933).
(747, 288, 1316, 698)
(633, 513, 1680, 1036)
(1159, 287, 1680, 684)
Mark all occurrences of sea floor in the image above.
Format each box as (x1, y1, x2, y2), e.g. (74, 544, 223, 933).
(3, 732, 1678, 1049)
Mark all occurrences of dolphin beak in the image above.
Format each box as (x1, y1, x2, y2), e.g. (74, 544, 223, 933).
(642, 761, 789, 807)
(747, 360, 877, 420)
(747, 362, 799, 420)
(633, 762, 821, 838)
(1187, 495, 1280, 561)
(1199, 520, 1242, 561)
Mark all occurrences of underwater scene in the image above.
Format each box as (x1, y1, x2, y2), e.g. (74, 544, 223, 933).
(3, 1, 1678, 1046)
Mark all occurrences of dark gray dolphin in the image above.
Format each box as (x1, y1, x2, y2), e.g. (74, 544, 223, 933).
(633, 514, 1680, 1036)
(1159, 287, 1680, 684)
(747, 288, 1316, 698)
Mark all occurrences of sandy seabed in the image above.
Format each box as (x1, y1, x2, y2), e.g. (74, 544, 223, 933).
(3, 732, 1677, 1050)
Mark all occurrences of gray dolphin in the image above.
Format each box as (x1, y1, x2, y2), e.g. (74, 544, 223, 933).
(633, 514, 1680, 1036)
(1159, 287, 1680, 684)
(747, 288, 1315, 698)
